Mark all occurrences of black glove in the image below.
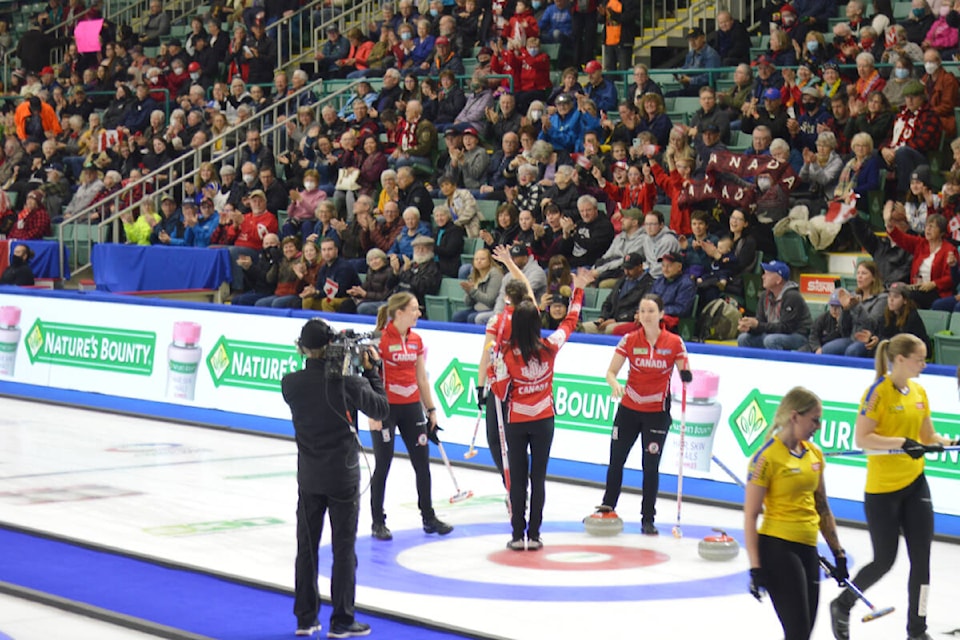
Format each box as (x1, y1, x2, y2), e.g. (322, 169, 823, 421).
(749, 568, 766, 601)
(831, 552, 848, 585)
(427, 424, 442, 445)
(924, 442, 945, 454)
(476, 385, 487, 410)
(902, 438, 926, 459)
(952, 438, 960, 446)
(679, 369, 693, 383)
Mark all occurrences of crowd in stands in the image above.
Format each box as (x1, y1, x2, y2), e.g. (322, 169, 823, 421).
(2, 0, 960, 359)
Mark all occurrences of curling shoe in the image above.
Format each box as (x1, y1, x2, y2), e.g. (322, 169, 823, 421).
(526, 536, 543, 551)
(906, 634, 932, 640)
(507, 537, 525, 551)
(830, 597, 851, 640)
(371, 523, 392, 541)
(641, 520, 659, 535)
(327, 621, 371, 638)
(423, 516, 453, 535)
(295, 624, 321, 636)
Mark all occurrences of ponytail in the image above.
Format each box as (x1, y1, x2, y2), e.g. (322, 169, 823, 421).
(874, 333, 925, 381)
(376, 291, 416, 331)
(874, 339, 890, 381)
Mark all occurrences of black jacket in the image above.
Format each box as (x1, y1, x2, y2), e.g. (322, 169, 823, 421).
(396, 259, 442, 305)
(601, 272, 654, 322)
(0, 261, 35, 286)
(434, 221, 465, 278)
(399, 181, 433, 222)
(242, 246, 282, 294)
(282, 358, 389, 494)
(848, 216, 911, 286)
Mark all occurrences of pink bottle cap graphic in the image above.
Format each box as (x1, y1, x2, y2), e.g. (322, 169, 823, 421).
(173, 321, 201, 344)
(672, 369, 719, 399)
(0, 306, 21, 328)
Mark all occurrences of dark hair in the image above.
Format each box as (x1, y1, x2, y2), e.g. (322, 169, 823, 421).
(885, 291, 917, 330)
(504, 280, 530, 306)
(496, 202, 518, 226)
(691, 209, 711, 225)
(509, 300, 547, 363)
(641, 292, 664, 311)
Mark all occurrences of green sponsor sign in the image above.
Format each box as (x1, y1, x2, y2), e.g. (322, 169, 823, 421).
(206, 336, 302, 392)
(434, 358, 619, 435)
(24, 319, 155, 375)
(728, 389, 960, 480)
(144, 516, 285, 537)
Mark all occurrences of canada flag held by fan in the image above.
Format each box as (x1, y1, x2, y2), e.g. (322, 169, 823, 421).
(824, 194, 860, 225)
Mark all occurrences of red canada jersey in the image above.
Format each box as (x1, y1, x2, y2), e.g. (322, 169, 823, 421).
(615, 329, 688, 412)
(491, 289, 583, 423)
(235, 211, 279, 250)
(484, 307, 514, 380)
(379, 321, 423, 405)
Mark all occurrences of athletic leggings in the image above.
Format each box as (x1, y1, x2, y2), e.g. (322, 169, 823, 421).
(759, 535, 820, 640)
(505, 416, 555, 540)
(601, 406, 671, 522)
(484, 392, 506, 479)
(846, 474, 933, 637)
(370, 402, 435, 525)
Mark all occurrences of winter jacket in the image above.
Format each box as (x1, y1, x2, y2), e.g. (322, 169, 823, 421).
(849, 217, 911, 286)
(434, 221, 465, 278)
(750, 281, 813, 337)
(600, 272, 655, 322)
(558, 213, 616, 268)
(888, 226, 959, 298)
(463, 267, 503, 311)
(808, 308, 852, 351)
(651, 273, 697, 319)
(638, 225, 681, 278)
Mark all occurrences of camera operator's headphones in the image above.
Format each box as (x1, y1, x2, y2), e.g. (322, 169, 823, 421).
(296, 318, 335, 355)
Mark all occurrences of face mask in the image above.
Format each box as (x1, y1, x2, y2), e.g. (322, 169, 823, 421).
(243, 174, 255, 185)
(782, 14, 795, 25)
(913, 7, 924, 17)
(190, 72, 200, 80)
(806, 40, 818, 52)
(173, 67, 184, 75)
(925, 61, 939, 75)
(802, 100, 816, 111)
(757, 178, 772, 191)
(527, 46, 538, 55)
(941, 5, 951, 16)
(429, 8, 438, 16)
(532, 0, 541, 7)
(894, 67, 910, 79)
(149, 76, 159, 84)
(401, 32, 412, 40)
(530, 109, 542, 120)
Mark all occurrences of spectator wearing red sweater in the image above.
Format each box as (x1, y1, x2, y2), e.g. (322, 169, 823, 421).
(7, 190, 51, 240)
(648, 154, 694, 236)
(886, 212, 958, 309)
(227, 189, 279, 293)
(879, 80, 940, 199)
(504, 35, 552, 113)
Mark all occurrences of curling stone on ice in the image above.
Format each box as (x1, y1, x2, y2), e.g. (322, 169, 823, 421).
(583, 505, 624, 536)
(698, 528, 740, 561)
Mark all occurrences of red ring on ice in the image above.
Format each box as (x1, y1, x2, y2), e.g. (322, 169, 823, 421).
(488, 545, 669, 571)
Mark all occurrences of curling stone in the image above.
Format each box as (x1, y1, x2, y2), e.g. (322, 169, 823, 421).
(583, 506, 624, 537)
(698, 528, 740, 561)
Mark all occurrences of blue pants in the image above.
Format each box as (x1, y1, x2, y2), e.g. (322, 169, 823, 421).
(738, 332, 807, 351)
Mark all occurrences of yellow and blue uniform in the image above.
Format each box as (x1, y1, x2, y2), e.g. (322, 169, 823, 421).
(749, 436, 825, 547)
(859, 375, 928, 494)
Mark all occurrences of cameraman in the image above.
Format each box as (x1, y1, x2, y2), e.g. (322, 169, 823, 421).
(282, 318, 388, 638)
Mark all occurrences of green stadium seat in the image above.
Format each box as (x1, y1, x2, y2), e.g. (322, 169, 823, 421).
(424, 295, 451, 321)
(918, 309, 950, 336)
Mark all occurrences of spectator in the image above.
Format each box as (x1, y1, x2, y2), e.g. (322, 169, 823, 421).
(184, 198, 220, 247)
(538, 0, 573, 58)
(390, 100, 436, 169)
(315, 25, 350, 77)
(865, 281, 929, 352)
(253, 235, 304, 308)
(886, 212, 958, 309)
(453, 71, 495, 132)
(308, 237, 362, 312)
(650, 251, 696, 331)
(14, 19, 62, 74)
(689, 86, 732, 144)
(139, 0, 171, 45)
(282, 169, 327, 238)
(335, 27, 375, 78)
(539, 92, 597, 153)
(343, 248, 399, 315)
(807, 289, 851, 353)
(365, 199, 404, 252)
(557, 195, 615, 268)
(149, 196, 186, 246)
(509, 161, 543, 222)
(636, 92, 672, 148)
(62, 164, 104, 219)
(0, 243, 35, 286)
(228, 188, 279, 287)
(742, 87, 790, 142)
(482, 242, 547, 325)
(389, 206, 432, 259)
(638, 209, 681, 278)
(244, 19, 278, 85)
(590, 207, 646, 284)
(454, 248, 504, 323)
(714, 10, 750, 65)
(15, 96, 62, 143)
(449, 126, 486, 191)
(669, 27, 722, 97)
(583, 60, 618, 114)
(920, 48, 960, 139)
(485, 93, 523, 143)
(799, 131, 844, 207)
(901, 164, 939, 233)
(391, 235, 442, 310)
(737, 260, 812, 351)
(396, 165, 432, 222)
(825, 261, 889, 356)
(302, 201, 341, 248)
(547, 67, 587, 107)
(6, 189, 50, 240)
(479, 202, 521, 251)
(432, 205, 464, 278)
(584, 251, 654, 334)
(120, 201, 161, 246)
(900, 0, 934, 44)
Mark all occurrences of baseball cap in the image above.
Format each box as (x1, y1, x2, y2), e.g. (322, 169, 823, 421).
(910, 165, 932, 188)
(160, 194, 176, 203)
(623, 253, 644, 269)
(247, 189, 266, 200)
(621, 208, 643, 221)
(761, 260, 791, 281)
(687, 26, 705, 38)
(509, 243, 530, 257)
(40, 66, 53, 75)
(555, 93, 574, 104)
(188, 61, 201, 72)
(182, 199, 197, 208)
(887, 281, 911, 298)
(478, 46, 493, 57)
(658, 251, 683, 264)
(762, 87, 782, 101)
(220, 164, 236, 175)
(45, 162, 64, 173)
(902, 79, 925, 96)
(462, 126, 479, 138)
(167, 38, 181, 47)
(753, 54, 776, 68)
(702, 123, 720, 134)
(801, 86, 820, 98)
(828, 289, 842, 306)
(436, 36, 450, 46)
(585, 60, 602, 73)
(780, 4, 796, 14)
(548, 294, 570, 306)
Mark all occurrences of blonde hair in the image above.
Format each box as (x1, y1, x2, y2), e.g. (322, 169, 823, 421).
(769, 386, 821, 437)
(376, 292, 416, 331)
(874, 333, 925, 380)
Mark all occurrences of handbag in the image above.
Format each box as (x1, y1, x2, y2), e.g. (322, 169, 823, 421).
(335, 168, 360, 191)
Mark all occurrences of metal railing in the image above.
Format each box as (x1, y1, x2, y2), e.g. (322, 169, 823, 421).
(269, 0, 380, 75)
(57, 77, 360, 278)
(635, 0, 719, 53)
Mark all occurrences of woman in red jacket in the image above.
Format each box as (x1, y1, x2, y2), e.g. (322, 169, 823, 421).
(369, 292, 453, 541)
(886, 213, 958, 309)
(490, 246, 594, 550)
(648, 154, 695, 236)
(592, 293, 691, 534)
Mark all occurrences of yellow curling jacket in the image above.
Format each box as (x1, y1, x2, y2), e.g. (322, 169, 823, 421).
(748, 436, 824, 547)
(859, 376, 928, 494)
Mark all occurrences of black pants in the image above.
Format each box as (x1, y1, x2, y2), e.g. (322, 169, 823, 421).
(759, 535, 820, 640)
(294, 487, 359, 629)
(601, 406, 671, 522)
(572, 12, 598, 67)
(505, 416, 555, 540)
(485, 391, 506, 479)
(370, 402, 435, 525)
(843, 474, 933, 637)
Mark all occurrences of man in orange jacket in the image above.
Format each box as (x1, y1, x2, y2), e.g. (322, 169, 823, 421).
(14, 96, 63, 143)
